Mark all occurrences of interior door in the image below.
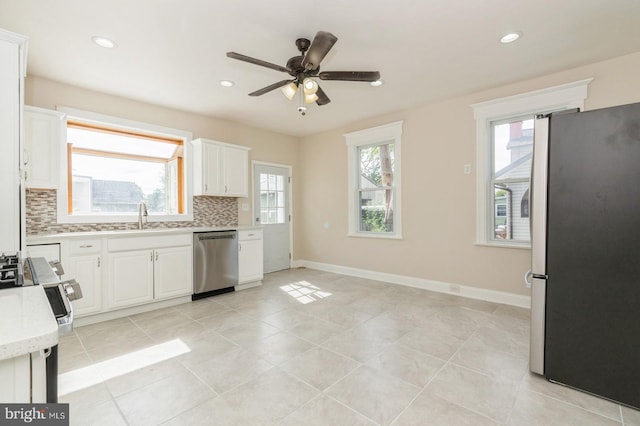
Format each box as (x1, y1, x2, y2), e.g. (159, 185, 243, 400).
(253, 164, 291, 273)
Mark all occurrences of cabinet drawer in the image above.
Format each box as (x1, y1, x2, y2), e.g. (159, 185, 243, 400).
(66, 239, 102, 255)
(238, 229, 263, 241)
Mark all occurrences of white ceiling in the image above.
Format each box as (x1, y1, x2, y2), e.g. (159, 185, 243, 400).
(1, 0, 639, 137)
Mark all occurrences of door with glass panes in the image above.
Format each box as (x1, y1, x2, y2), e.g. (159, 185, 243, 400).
(253, 164, 291, 273)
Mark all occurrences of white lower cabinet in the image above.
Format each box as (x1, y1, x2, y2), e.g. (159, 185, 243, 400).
(107, 250, 155, 309)
(62, 239, 103, 317)
(0, 351, 46, 403)
(154, 246, 192, 300)
(238, 229, 263, 286)
(106, 234, 192, 310)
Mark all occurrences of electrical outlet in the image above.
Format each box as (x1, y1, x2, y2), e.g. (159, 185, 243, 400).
(241, 203, 249, 212)
(463, 164, 472, 174)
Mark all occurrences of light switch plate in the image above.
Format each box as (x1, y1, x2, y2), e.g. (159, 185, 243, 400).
(463, 164, 472, 174)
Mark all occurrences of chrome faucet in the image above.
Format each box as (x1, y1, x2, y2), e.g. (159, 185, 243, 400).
(138, 201, 148, 230)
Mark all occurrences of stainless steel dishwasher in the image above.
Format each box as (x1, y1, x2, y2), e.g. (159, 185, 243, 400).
(193, 230, 238, 300)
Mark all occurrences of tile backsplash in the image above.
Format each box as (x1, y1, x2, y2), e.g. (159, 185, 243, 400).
(26, 189, 238, 235)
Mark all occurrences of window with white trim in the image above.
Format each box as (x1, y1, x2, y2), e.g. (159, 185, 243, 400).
(345, 121, 403, 238)
(57, 108, 193, 224)
(471, 79, 592, 247)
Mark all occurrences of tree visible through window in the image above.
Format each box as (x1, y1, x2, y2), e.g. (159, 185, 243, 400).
(345, 121, 403, 238)
(358, 143, 395, 232)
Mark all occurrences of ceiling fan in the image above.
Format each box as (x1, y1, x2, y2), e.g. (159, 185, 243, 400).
(226, 31, 381, 115)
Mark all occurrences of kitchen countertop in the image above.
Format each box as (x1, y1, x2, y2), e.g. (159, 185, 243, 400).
(0, 285, 59, 361)
(27, 225, 262, 243)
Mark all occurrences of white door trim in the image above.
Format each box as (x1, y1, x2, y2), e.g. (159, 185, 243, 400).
(252, 161, 293, 269)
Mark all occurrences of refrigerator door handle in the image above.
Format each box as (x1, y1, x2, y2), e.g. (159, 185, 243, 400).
(524, 269, 533, 288)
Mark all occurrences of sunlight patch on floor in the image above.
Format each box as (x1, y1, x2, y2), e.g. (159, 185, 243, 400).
(58, 338, 191, 396)
(280, 281, 332, 304)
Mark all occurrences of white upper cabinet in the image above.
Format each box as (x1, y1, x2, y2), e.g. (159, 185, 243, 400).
(0, 30, 27, 254)
(24, 106, 66, 189)
(192, 138, 250, 197)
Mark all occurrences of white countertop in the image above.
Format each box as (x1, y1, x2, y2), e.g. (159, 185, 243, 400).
(27, 226, 262, 243)
(0, 285, 59, 361)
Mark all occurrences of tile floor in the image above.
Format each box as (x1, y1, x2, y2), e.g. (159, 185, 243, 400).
(57, 268, 640, 425)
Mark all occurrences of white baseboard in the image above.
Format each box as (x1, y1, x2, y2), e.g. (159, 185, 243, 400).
(291, 259, 530, 309)
(73, 296, 192, 327)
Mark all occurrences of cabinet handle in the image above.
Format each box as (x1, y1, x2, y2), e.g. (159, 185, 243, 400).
(225, 185, 228, 193)
(150, 252, 153, 262)
(80, 245, 93, 248)
(155, 252, 158, 261)
(97, 257, 101, 268)
(248, 233, 255, 237)
(205, 184, 208, 192)
(239, 243, 242, 252)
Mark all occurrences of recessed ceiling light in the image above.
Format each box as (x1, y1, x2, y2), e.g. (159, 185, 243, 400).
(92, 36, 117, 49)
(500, 32, 522, 44)
(219, 80, 235, 87)
(370, 80, 383, 87)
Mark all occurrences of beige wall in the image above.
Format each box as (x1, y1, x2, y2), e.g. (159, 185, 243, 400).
(25, 51, 640, 298)
(296, 52, 640, 296)
(24, 76, 300, 227)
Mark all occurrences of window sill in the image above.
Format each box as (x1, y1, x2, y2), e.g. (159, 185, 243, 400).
(57, 213, 194, 225)
(347, 232, 403, 240)
(474, 241, 531, 250)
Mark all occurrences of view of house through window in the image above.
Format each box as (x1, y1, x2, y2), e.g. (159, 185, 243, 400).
(67, 121, 184, 215)
(491, 117, 533, 241)
(358, 142, 395, 233)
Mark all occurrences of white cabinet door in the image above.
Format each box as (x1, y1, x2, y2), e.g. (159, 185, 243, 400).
(202, 142, 222, 195)
(238, 231, 263, 284)
(0, 37, 22, 254)
(107, 250, 154, 309)
(66, 254, 102, 316)
(154, 246, 192, 300)
(192, 138, 250, 197)
(0, 354, 30, 403)
(24, 106, 65, 189)
(223, 146, 249, 197)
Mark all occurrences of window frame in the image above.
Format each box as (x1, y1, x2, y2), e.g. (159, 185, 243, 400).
(471, 79, 592, 248)
(56, 107, 193, 224)
(345, 121, 403, 239)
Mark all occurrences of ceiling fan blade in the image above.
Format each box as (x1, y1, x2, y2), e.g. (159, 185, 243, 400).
(315, 85, 331, 106)
(248, 79, 294, 96)
(227, 52, 290, 74)
(318, 71, 381, 82)
(301, 31, 338, 71)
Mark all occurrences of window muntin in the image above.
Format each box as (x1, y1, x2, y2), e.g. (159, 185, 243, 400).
(66, 121, 184, 216)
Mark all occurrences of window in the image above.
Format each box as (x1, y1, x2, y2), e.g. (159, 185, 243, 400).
(259, 172, 286, 224)
(471, 79, 592, 247)
(57, 108, 193, 224)
(345, 121, 403, 238)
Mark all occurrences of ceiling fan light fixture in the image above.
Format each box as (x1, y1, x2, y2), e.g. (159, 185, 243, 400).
(281, 82, 298, 100)
(304, 93, 319, 104)
(303, 78, 318, 95)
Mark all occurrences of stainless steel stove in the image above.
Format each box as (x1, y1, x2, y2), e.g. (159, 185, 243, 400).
(0, 252, 24, 288)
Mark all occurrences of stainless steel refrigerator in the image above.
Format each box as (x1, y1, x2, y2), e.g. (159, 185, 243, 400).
(529, 101, 640, 410)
